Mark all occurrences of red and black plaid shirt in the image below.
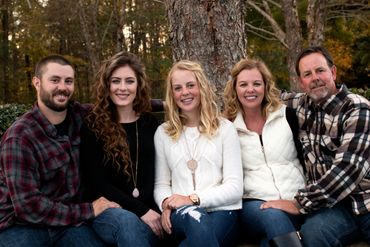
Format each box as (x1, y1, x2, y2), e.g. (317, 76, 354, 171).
(0, 102, 94, 231)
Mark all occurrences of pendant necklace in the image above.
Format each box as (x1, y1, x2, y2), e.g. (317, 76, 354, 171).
(184, 128, 200, 190)
(130, 121, 140, 198)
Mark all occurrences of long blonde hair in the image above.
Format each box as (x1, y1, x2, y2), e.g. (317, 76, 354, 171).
(165, 60, 220, 140)
(223, 58, 281, 121)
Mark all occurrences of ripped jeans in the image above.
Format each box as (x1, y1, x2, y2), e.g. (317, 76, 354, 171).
(169, 205, 238, 247)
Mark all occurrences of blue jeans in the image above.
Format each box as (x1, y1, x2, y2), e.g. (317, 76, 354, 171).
(240, 199, 304, 247)
(169, 205, 238, 247)
(92, 208, 157, 247)
(301, 202, 370, 247)
(0, 223, 105, 247)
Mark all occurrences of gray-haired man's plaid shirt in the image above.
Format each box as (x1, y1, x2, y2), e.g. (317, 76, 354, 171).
(281, 84, 370, 215)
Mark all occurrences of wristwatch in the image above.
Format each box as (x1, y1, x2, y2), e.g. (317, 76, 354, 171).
(189, 194, 200, 205)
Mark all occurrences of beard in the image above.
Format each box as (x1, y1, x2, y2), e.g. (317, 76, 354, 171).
(308, 87, 330, 103)
(40, 87, 72, 112)
(307, 80, 332, 104)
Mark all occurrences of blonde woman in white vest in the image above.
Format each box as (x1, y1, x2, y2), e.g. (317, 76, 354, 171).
(224, 58, 305, 247)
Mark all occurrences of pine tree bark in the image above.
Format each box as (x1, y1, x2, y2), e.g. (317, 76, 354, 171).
(165, 0, 246, 102)
(307, 0, 326, 46)
(281, 0, 303, 91)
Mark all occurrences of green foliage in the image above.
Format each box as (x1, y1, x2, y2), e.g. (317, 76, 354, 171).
(0, 104, 31, 137)
(350, 88, 370, 100)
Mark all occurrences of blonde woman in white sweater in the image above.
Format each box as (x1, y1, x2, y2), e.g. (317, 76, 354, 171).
(154, 60, 243, 247)
(224, 58, 305, 247)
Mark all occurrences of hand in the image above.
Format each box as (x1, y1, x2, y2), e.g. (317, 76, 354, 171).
(92, 197, 120, 216)
(161, 207, 172, 234)
(141, 209, 164, 238)
(260, 199, 300, 215)
(164, 194, 192, 209)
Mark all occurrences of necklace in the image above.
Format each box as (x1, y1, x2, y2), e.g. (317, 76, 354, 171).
(130, 121, 140, 198)
(184, 128, 200, 190)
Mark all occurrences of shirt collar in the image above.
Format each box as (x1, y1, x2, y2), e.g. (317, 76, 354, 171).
(306, 84, 347, 115)
(32, 101, 83, 139)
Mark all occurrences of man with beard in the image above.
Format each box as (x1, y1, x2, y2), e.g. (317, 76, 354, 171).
(0, 55, 120, 246)
(260, 46, 370, 246)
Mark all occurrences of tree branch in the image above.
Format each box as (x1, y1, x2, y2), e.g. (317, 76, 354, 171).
(247, 1, 286, 45)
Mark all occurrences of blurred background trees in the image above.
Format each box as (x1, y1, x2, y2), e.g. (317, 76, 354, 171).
(0, 0, 369, 105)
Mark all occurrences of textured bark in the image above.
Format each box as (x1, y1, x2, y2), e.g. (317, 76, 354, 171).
(77, 0, 101, 76)
(307, 0, 326, 46)
(114, 0, 127, 52)
(281, 0, 303, 91)
(165, 0, 246, 101)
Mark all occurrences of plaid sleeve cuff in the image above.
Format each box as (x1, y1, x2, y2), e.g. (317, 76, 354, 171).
(293, 197, 308, 214)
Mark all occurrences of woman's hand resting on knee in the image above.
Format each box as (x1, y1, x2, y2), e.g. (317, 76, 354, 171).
(141, 209, 164, 238)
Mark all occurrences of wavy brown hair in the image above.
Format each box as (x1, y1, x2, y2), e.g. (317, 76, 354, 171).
(85, 51, 151, 176)
(165, 60, 220, 140)
(223, 58, 281, 121)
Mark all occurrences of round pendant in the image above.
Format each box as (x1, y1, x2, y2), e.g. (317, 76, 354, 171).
(132, 188, 140, 198)
(187, 159, 198, 171)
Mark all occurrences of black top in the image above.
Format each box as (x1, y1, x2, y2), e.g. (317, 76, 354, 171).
(80, 112, 159, 217)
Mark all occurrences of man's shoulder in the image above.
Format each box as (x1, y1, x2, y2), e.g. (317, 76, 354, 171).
(280, 91, 305, 100)
(12, 107, 35, 123)
(280, 91, 307, 110)
(345, 92, 370, 108)
(1, 108, 38, 140)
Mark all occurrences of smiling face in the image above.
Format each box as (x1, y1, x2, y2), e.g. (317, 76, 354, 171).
(33, 62, 74, 112)
(171, 69, 201, 116)
(235, 68, 265, 113)
(298, 52, 338, 103)
(109, 65, 138, 111)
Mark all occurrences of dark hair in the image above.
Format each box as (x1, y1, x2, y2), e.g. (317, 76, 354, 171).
(295, 46, 334, 76)
(34, 55, 74, 78)
(86, 51, 151, 176)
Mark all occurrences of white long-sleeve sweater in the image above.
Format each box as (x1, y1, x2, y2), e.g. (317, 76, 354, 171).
(233, 105, 306, 201)
(154, 118, 243, 212)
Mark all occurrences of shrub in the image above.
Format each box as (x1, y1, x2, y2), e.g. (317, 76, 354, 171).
(350, 88, 370, 100)
(0, 104, 31, 137)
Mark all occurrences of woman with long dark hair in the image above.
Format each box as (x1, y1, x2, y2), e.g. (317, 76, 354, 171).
(80, 51, 161, 247)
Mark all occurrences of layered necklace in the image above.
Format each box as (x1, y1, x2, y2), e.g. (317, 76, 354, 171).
(130, 121, 140, 198)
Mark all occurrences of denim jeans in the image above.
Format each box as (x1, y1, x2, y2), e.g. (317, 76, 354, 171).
(240, 199, 304, 247)
(0, 223, 105, 247)
(92, 208, 157, 247)
(169, 205, 238, 247)
(301, 201, 370, 247)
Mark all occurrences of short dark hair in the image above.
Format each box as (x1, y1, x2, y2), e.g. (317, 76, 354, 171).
(295, 46, 334, 76)
(34, 55, 74, 78)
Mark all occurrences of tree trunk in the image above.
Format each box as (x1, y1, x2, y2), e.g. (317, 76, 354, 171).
(307, 0, 326, 46)
(281, 0, 303, 91)
(165, 0, 246, 102)
(114, 0, 126, 52)
(1, 0, 10, 102)
(77, 0, 101, 77)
